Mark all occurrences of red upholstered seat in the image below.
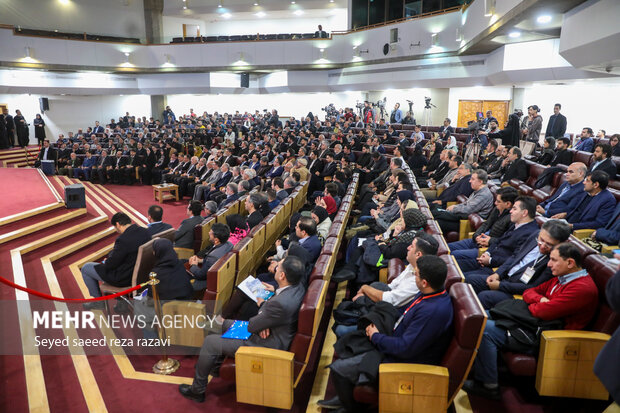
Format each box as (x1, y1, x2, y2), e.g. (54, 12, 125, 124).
(574, 150, 593, 166)
(468, 213, 484, 231)
(353, 282, 486, 405)
(502, 252, 620, 377)
(219, 279, 328, 385)
(310, 255, 330, 283)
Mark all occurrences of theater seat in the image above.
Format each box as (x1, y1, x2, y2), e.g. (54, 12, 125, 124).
(219, 279, 329, 409)
(501, 254, 620, 400)
(100, 237, 157, 299)
(352, 283, 487, 410)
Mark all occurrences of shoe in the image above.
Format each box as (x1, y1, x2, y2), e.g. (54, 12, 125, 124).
(82, 301, 105, 311)
(332, 268, 356, 283)
(462, 380, 501, 400)
(350, 209, 361, 216)
(113, 298, 131, 314)
(317, 396, 343, 410)
(178, 384, 205, 402)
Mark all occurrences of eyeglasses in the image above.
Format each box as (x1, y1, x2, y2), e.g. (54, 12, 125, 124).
(537, 236, 556, 248)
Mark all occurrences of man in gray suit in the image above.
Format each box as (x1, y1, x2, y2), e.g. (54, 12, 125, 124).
(187, 223, 233, 291)
(174, 201, 204, 249)
(178, 256, 306, 402)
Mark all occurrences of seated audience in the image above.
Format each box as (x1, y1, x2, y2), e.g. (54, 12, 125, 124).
(146, 204, 172, 236)
(245, 193, 264, 229)
(178, 256, 306, 402)
(81, 212, 151, 308)
(311, 206, 332, 244)
(574, 127, 594, 152)
(187, 223, 233, 291)
(588, 143, 617, 178)
(537, 162, 587, 217)
(175, 200, 204, 249)
(463, 242, 598, 399)
(319, 255, 453, 411)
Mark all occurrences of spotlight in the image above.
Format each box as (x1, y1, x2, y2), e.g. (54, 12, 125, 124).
(508, 31, 521, 38)
(484, 0, 495, 17)
(431, 33, 438, 46)
(537, 15, 552, 24)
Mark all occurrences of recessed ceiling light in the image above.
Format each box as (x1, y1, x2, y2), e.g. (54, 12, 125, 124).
(293, 10, 304, 16)
(508, 31, 521, 38)
(537, 15, 552, 23)
(59, 0, 70, 5)
(254, 0, 259, 5)
(183, 5, 187, 9)
(291, 0, 295, 3)
(255, 11, 266, 17)
(222, 12, 232, 18)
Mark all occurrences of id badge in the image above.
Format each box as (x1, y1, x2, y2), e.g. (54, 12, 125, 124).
(519, 267, 535, 284)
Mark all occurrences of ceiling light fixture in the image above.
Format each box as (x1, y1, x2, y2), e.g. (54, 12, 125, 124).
(255, 11, 266, 17)
(537, 15, 552, 23)
(484, 0, 495, 17)
(59, 0, 70, 5)
(254, 0, 259, 5)
(508, 31, 521, 38)
(456, 27, 462, 41)
(291, 0, 295, 3)
(222, 12, 232, 18)
(218, 0, 222, 7)
(183, 5, 187, 9)
(293, 10, 304, 16)
(431, 33, 438, 46)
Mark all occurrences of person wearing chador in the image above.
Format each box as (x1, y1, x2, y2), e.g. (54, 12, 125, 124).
(33, 114, 46, 146)
(14, 109, 29, 147)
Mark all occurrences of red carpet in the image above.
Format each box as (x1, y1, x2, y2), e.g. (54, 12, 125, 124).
(0, 168, 60, 219)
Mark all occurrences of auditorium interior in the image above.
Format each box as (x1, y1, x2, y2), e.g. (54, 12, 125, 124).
(0, 0, 619, 412)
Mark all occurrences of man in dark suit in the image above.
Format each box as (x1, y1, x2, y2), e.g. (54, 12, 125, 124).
(498, 147, 528, 183)
(544, 103, 567, 139)
(594, 268, 620, 406)
(110, 150, 129, 184)
(440, 118, 454, 139)
(245, 193, 264, 229)
(174, 201, 204, 249)
(93, 121, 104, 134)
(34, 139, 57, 168)
(314, 24, 328, 38)
(537, 162, 587, 217)
(81, 212, 151, 309)
(592, 202, 620, 246)
(293, 217, 322, 263)
(588, 143, 617, 179)
(92, 149, 113, 183)
(146, 205, 172, 237)
(307, 150, 324, 176)
(549, 137, 574, 166)
(58, 152, 81, 176)
(456, 196, 539, 273)
(179, 255, 306, 402)
(366, 151, 388, 183)
(554, 170, 617, 231)
(187, 223, 233, 291)
(463, 219, 571, 309)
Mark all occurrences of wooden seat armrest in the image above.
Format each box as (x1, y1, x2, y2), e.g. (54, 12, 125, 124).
(379, 363, 449, 412)
(379, 267, 388, 284)
(513, 295, 523, 300)
(477, 247, 487, 257)
(174, 247, 195, 260)
(601, 244, 619, 254)
(235, 347, 294, 409)
(446, 201, 457, 207)
(573, 229, 595, 240)
(541, 330, 610, 342)
(459, 220, 472, 241)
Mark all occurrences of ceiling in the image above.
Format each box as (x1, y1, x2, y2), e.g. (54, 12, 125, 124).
(163, 0, 346, 20)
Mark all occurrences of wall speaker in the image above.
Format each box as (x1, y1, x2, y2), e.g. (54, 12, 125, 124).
(390, 28, 398, 44)
(65, 184, 86, 208)
(39, 97, 49, 112)
(240, 73, 250, 88)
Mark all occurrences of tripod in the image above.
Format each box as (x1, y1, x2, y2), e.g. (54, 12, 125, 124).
(423, 106, 433, 127)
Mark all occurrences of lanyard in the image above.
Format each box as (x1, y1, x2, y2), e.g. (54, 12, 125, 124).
(394, 290, 446, 331)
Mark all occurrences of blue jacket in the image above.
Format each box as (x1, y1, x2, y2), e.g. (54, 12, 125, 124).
(265, 165, 283, 179)
(541, 181, 585, 217)
(438, 175, 473, 206)
(299, 235, 322, 263)
(371, 291, 453, 364)
(568, 189, 617, 230)
(574, 137, 594, 152)
(390, 109, 403, 123)
(487, 220, 539, 267)
(595, 203, 620, 245)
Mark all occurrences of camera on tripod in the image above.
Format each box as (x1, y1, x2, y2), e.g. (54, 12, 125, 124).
(321, 103, 338, 118)
(375, 97, 386, 109)
(424, 96, 436, 110)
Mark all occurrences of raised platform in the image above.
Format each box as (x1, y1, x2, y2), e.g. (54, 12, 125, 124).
(0, 168, 63, 221)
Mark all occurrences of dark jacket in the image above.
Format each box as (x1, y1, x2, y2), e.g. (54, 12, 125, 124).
(549, 148, 573, 166)
(95, 224, 152, 286)
(437, 175, 473, 207)
(545, 113, 567, 139)
(567, 189, 617, 230)
(472, 208, 511, 240)
(594, 203, 620, 245)
(540, 181, 585, 217)
(247, 210, 263, 229)
(189, 241, 233, 280)
(174, 215, 204, 249)
(487, 220, 539, 267)
(594, 269, 620, 403)
(588, 158, 617, 180)
(501, 158, 528, 183)
(147, 222, 173, 237)
(299, 235, 322, 263)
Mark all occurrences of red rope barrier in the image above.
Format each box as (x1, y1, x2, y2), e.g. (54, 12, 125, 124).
(0, 276, 146, 302)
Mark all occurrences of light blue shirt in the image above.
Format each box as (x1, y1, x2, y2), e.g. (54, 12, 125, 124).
(507, 245, 542, 277)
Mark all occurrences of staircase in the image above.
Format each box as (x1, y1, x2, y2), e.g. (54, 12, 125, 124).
(0, 145, 40, 167)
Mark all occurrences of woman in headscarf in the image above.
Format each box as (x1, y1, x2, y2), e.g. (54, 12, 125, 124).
(226, 214, 250, 245)
(536, 137, 555, 165)
(407, 145, 428, 176)
(311, 206, 332, 244)
(33, 113, 46, 146)
(134, 238, 193, 338)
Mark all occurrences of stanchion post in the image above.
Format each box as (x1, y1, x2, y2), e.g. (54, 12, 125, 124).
(150, 271, 180, 375)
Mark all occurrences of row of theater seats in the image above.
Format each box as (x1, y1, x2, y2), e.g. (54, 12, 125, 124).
(171, 33, 319, 43)
(14, 27, 141, 43)
(218, 174, 362, 409)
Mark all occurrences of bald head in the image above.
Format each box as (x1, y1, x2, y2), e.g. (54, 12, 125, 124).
(567, 162, 587, 184)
